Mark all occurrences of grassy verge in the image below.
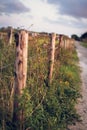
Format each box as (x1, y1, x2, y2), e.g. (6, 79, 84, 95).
(80, 42, 87, 48)
(51, 48, 81, 128)
(0, 37, 81, 130)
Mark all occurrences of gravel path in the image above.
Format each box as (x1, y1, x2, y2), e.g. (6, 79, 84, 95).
(68, 42, 87, 130)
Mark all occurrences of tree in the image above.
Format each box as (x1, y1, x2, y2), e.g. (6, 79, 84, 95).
(71, 34, 80, 41)
(80, 32, 87, 42)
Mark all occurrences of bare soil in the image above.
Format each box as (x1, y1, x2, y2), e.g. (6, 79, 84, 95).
(68, 42, 87, 130)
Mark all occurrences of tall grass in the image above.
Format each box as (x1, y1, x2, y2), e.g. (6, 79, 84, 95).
(0, 37, 81, 130)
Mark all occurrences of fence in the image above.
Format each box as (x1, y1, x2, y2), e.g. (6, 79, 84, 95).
(0, 29, 75, 130)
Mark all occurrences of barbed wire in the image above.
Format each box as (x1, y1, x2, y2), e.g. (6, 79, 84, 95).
(0, 33, 59, 71)
(24, 88, 47, 125)
(0, 45, 59, 71)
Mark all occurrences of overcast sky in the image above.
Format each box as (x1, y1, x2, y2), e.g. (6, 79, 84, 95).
(0, 0, 87, 36)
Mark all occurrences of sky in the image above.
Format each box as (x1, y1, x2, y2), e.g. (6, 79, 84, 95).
(0, 0, 87, 37)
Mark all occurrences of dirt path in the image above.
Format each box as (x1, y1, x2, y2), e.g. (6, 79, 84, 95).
(68, 42, 87, 130)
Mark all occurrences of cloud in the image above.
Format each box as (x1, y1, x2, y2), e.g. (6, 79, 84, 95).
(48, 0, 87, 18)
(44, 16, 87, 29)
(0, 0, 30, 15)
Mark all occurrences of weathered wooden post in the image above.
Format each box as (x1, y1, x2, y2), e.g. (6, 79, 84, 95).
(71, 39, 75, 50)
(48, 33, 56, 84)
(64, 39, 66, 49)
(13, 30, 28, 130)
(59, 34, 64, 49)
(67, 39, 69, 49)
(8, 27, 13, 45)
(64, 39, 67, 49)
(0, 33, 2, 39)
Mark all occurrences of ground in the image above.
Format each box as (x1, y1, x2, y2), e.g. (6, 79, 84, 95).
(68, 42, 87, 130)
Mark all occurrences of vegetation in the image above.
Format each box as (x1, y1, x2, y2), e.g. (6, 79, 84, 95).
(80, 42, 87, 48)
(80, 32, 87, 40)
(71, 34, 80, 41)
(0, 33, 81, 130)
(71, 32, 87, 43)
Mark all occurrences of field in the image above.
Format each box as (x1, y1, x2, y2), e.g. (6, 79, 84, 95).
(0, 30, 81, 130)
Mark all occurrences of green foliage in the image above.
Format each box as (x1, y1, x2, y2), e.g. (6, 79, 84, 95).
(0, 35, 81, 130)
(80, 32, 87, 40)
(71, 34, 80, 41)
(81, 42, 87, 48)
(0, 39, 15, 130)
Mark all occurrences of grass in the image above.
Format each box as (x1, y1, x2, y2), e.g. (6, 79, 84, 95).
(0, 37, 81, 130)
(80, 42, 87, 48)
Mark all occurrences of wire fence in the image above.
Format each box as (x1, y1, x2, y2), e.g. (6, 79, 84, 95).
(0, 32, 75, 130)
(0, 34, 52, 92)
(0, 46, 60, 72)
(0, 35, 52, 130)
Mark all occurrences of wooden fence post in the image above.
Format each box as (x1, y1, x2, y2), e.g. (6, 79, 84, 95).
(13, 30, 28, 130)
(48, 33, 56, 84)
(8, 27, 13, 45)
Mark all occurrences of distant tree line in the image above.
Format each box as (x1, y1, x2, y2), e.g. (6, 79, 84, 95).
(71, 32, 87, 42)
